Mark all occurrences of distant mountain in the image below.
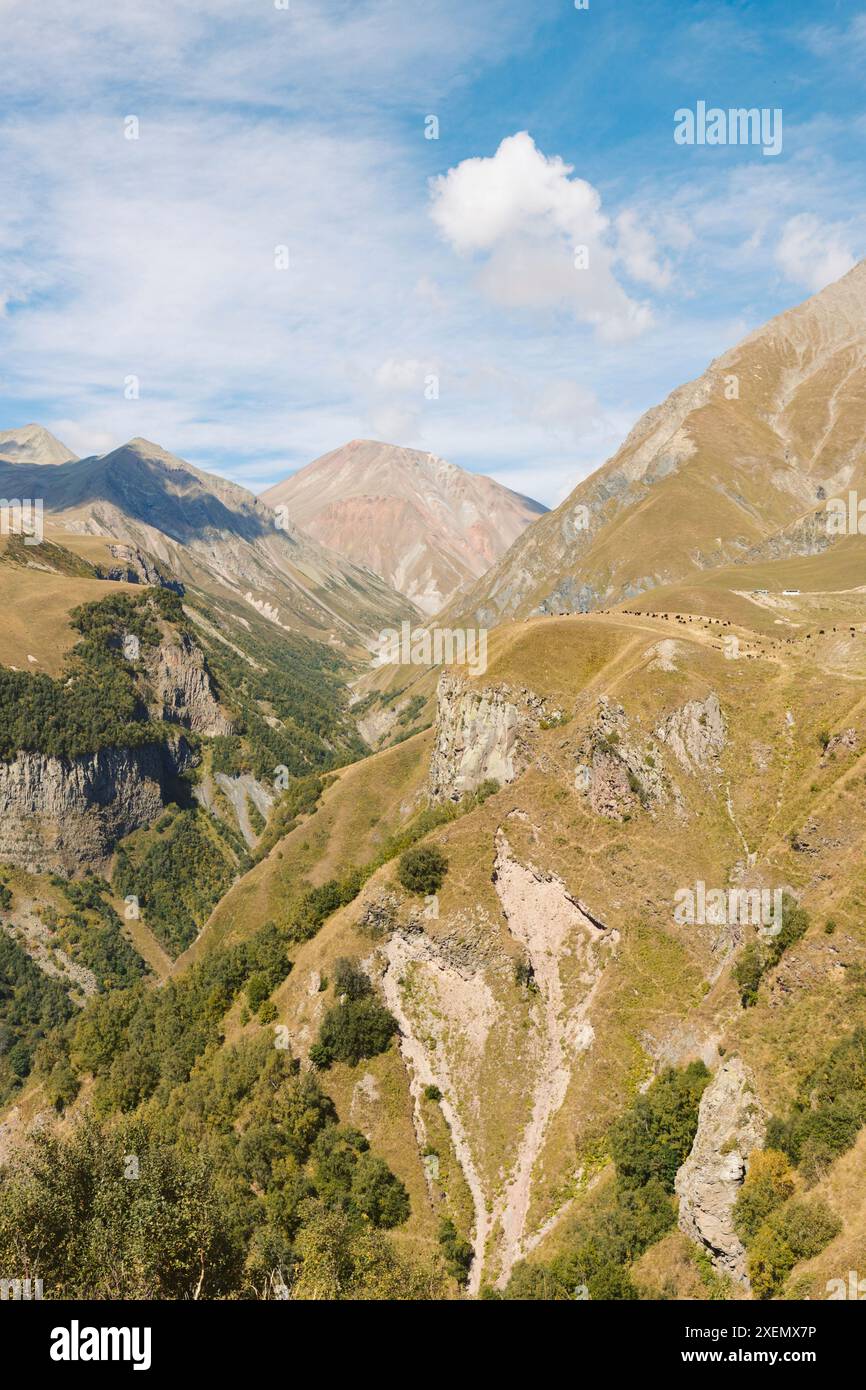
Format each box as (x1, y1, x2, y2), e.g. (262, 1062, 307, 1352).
(0, 436, 416, 650)
(450, 260, 866, 626)
(261, 439, 547, 615)
(0, 424, 77, 466)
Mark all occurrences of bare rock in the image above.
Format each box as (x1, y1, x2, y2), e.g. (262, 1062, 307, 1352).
(675, 1055, 766, 1286)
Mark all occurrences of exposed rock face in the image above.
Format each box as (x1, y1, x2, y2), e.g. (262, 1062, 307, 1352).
(0, 740, 191, 873)
(429, 672, 547, 801)
(675, 1055, 766, 1286)
(377, 833, 616, 1291)
(144, 632, 234, 737)
(575, 696, 671, 820)
(103, 543, 184, 594)
(656, 692, 725, 773)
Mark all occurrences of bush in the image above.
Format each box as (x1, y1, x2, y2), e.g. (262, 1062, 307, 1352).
(311, 997, 398, 1069)
(733, 1149, 795, 1244)
(609, 1061, 709, 1192)
(765, 1027, 866, 1179)
(332, 957, 372, 1002)
(397, 845, 448, 896)
(768, 1198, 841, 1262)
(438, 1217, 473, 1284)
(351, 1153, 410, 1228)
(747, 1226, 795, 1300)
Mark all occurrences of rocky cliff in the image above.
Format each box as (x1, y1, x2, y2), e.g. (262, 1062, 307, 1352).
(0, 739, 192, 873)
(675, 1055, 767, 1287)
(144, 631, 234, 737)
(429, 672, 554, 801)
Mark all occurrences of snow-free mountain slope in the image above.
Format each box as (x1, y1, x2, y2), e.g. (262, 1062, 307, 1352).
(0, 423, 77, 465)
(451, 260, 866, 626)
(262, 439, 547, 615)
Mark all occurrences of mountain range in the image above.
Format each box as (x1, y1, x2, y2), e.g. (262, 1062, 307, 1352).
(3, 264, 866, 1305)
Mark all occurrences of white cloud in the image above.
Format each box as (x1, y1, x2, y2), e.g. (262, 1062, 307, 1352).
(775, 213, 856, 293)
(429, 132, 655, 342)
(614, 210, 672, 290)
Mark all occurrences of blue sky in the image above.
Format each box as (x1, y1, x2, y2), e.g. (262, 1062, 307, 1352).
(1, 0, 865, 505)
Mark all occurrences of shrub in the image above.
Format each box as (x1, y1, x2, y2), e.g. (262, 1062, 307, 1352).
(438, 1217, 473, 1284)
(609, 1061, 709, 1192)
(768, 1198, 841, 1262)
(332, 957, 372, 1002)
(747, 1226, 795, 1300)
(351, 1153, 410, 1228)
(397, 845, 448, 896)
(733, 1149, 795, 1244)
(312, 997, 398, 1069)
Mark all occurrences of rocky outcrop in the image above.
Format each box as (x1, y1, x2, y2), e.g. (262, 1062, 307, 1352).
(144, 632, 234, 737)
(102, 543, 184, 594)
(656, 692, 725, 773)
(0, 740, 192, 873)
(575, 696, 671, 820)
(675, 1055, 766, 1286)
(429, 672, 550, 801)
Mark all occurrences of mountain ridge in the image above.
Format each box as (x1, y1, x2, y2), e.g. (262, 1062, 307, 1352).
(262, 438, 547, 615)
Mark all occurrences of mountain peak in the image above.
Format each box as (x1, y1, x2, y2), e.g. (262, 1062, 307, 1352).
(261, 439, 547, 615)
(0, 423, 77, 466)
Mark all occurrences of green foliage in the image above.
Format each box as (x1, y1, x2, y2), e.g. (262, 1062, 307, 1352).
(744, 1194, 841, 1298)
(734, 896, 810, 1007)
(747, 1225, 796, 1301)
(504, 1060, 708, 1300)
(397, 845, 449, 896)
(49, 873, 148, 990)
(113, 808, 238, 957)
(332, 957, 372, 1001)
(765, 1026, 866, 1180)
(189, 616, 363, 783)
(0, 1113, 243, 1299)
(311, 992, 398, 1069)
(284, 872, 363, 943)
(609, 1061, 710, 1192)
(733, 1149, 796, 1244)
(253, 774, 327, 861)
(505, 1179, 673, 1300)
(72, 920, 291, 1113)
(0, 931, 75, 1103)
(288, 1204, 445, 1300)
(0, 592, 173, 761)
(438, 1216, 473, 1284)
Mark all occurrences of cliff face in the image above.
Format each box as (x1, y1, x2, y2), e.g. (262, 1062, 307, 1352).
(675, 1056, 767, 1287)
(0, 740, 191, 873)
(429, 672, 552, 801)
(144, 632, 234, 737)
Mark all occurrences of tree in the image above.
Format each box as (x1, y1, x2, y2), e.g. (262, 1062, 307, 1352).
(397, 845, 448, 895)
(289, 1203, 446, 1300)
(312, 997, 398, 1068)
(351, 1153, 410, 1228)
(438, 1217, 473, 1284)
(0, 1115, 244, 1299)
